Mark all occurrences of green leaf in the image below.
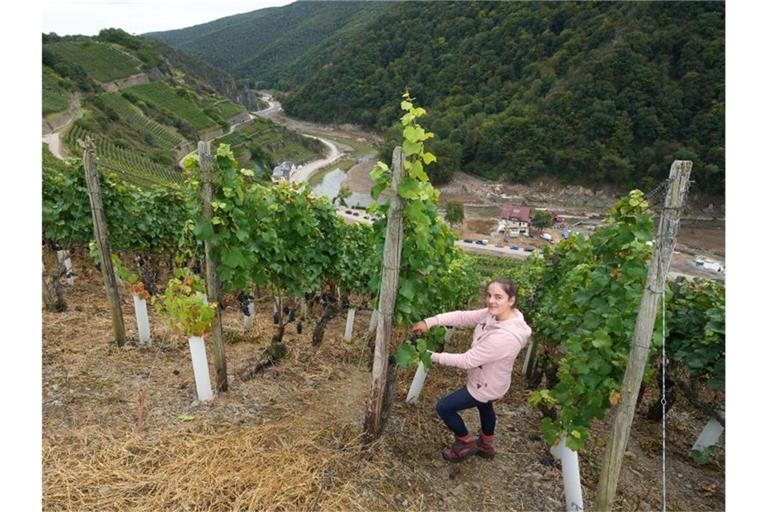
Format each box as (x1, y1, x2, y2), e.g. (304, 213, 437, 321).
(419, 350, 433, 370)
(370, 162, 390, 181)
(403, 126, 419, 143)
(422, 152, 437, 165)
(394, 343, 418, 368)
(403, 139, 422, 157)
(591, 330, 612, 349)
(194, 219, 214, 240)
(398, 176, 421, 200)
(410, 160, 428, 182)
(371, 181, 388, 200)
(400, 278, 416, 300)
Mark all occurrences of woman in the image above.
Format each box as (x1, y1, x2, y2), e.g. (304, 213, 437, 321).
(412, 278, 532, 462)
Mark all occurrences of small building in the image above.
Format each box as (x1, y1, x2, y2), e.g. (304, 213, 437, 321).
(497, 204, 531, 238)
(271, 161, 296, 182)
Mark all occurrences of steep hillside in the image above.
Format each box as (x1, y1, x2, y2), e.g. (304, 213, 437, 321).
(281, 2, 724, 195)
(42, 29, 322, 187)
(145, 1, 388, 89)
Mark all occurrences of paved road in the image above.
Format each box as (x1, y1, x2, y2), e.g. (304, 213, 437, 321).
(253, 95, 344, 183)
(42, 94, 83, 159)
(290, 134, 342, 183)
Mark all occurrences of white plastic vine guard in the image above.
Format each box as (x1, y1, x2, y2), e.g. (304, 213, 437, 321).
(692, 410, 725, 452)
(368, 309, 378, 333)
(405, 328, 452, 404)
(244, 302, 254, 329)
(406, 362, 428, 404)
(132, 294, 151, 346)
(550, 434, 585, 512)
(188, 336, 213, 401)
(344, 308, 356, 341)
(57, 250, 74, 286)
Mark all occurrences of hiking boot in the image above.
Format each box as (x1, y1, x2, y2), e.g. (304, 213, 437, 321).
(441, 434, 478, 463)
(475, 432, 496, 459)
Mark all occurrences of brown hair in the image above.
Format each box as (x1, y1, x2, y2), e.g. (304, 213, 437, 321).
(488, 278, 518, 305)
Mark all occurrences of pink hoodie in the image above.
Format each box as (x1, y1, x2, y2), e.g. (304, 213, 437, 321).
(426, 308, 532, 403)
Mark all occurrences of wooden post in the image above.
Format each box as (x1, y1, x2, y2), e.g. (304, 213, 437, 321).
(363, 147, 405, 439)
(199, 141, 228, 392)
(596, 161, 692, 511)
(42, 258, 66, 312)
(523, 336, 539, 379)
(83, 140, 126, 347)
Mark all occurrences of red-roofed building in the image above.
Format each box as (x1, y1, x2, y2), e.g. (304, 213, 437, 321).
(500, 205, 531, 222)
(498, 204, 531, 237)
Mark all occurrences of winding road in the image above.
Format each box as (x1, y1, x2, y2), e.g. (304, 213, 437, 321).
(42, 94, 83, 159)
(252, 94, 344, 183)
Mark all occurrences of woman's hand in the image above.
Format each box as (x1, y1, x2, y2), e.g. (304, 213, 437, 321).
(412, 320, 429, 335)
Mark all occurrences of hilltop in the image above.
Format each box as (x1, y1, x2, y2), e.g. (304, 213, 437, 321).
(145, 1, 389, 91)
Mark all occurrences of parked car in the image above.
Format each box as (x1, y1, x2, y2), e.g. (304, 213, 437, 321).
(352, 212, 360, 216)
(540, 233, 553, 242)
(523, 247, 534, 252)
(345, 210, 353, 214)
(475, 240, 487, 246)
(463, 239, 474, 243)
(509, 245, 519, 250)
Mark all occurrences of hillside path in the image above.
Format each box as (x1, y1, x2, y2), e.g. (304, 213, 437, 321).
(42, 93, 84, 159)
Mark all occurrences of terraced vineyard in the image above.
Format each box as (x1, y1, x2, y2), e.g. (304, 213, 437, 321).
(216, 116, 324, 170)
(98, 93, 187, 150)
(205, 97, 247, 120)
(45, 41, 142, 83)
(123, 82, 221, 131)
(468, 253, 524, 277)
(65, 124, 183, 188)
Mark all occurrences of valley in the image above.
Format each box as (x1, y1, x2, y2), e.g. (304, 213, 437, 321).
(253, 93, 725, 281)
(40, 5, 727, 512)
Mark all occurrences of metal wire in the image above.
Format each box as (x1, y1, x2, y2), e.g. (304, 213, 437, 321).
(661, 264, 667, 512)
(645, 175, 672, 511)
(645, 178, 671, 208)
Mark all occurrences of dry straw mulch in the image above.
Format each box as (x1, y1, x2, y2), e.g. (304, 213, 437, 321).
(42, 252, 724, 511)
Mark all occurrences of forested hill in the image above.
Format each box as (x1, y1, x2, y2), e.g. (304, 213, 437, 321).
(145, 1, 389, 91)
(283, 1, 724, 196)
(149, 1, 724, 196)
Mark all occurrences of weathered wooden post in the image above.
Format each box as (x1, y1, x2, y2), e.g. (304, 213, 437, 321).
(596, 161, 692, 511)
(83, 139, 126, 347)
(42, 258, 67, 312)
(199, 141, 228, 392)
(523, 336, 539, 379)
(363, 147, 405, 439)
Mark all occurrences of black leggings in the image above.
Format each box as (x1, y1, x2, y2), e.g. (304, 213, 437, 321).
(436, 386, 496, 437)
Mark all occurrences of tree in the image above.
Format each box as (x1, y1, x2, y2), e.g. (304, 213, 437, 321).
(333, 185, 352, 207)
(531, 209, 555, 234)
(445, 201, 465, 228)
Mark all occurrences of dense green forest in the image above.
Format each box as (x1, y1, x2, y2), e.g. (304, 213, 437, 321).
(145, 1, 389, 90)
(280, 2, 724, 195)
